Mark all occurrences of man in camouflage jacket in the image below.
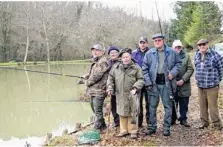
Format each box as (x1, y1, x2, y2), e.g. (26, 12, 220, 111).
(83, 44, 109, 131)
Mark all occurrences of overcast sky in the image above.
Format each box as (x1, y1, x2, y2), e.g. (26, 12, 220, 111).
(97, 0, 222, 22)
(100, 0, 176, 21)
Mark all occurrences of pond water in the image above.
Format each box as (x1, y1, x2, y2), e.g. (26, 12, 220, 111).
(0, 64, 93, 146)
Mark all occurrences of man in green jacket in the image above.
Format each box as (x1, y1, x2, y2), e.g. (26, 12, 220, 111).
(171, 40, 194, 127)
(107, 48, 144, 139)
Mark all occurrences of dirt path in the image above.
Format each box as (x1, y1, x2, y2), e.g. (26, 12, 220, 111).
(49, 76, 223, 146)
(99, 76, 223, 146)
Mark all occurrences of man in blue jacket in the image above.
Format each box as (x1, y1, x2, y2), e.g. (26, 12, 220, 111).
(142, 34, 181, 136)
(132, 36, 150, 128)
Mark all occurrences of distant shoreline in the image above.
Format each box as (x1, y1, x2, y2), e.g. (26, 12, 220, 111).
(0, 60, 91, 67)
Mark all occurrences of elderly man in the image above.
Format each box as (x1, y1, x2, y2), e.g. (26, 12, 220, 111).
(171, 40, 194, 127)
(107, 45, 120, 127)
(83, 44, 109, 132)
(107, 48, 144, 139)
(142, 34, 181, 136)
(132, 36, 150, 128)
(194, 39, 223, 130)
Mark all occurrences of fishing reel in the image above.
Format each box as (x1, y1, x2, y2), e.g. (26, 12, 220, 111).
(77, 78, 85, 85)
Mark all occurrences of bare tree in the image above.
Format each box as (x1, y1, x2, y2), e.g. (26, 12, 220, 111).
(23, 1, 30, 63)
(40, 5, 50, 64)
(0, 1, 163, 62)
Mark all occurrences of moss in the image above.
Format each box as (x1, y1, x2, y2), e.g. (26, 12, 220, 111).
(143, 142, 156, 146)
(47, 135, 75, 146)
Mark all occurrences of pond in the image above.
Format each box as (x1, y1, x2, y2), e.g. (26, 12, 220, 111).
(0, 64, 92, 142)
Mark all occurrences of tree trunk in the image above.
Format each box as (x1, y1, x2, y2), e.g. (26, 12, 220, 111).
(23, 2, 30, 63)
(41, 6, 50, 64)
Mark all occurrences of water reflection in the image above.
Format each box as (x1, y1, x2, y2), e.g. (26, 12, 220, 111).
(0, 64, 92, 140)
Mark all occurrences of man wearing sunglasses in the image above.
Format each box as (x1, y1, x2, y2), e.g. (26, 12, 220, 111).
(142, 33, 181, 136)
(132, 36, 150, 128)
(194, 39, 223, 131)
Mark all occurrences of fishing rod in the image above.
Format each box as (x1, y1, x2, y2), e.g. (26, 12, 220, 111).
(155, 1, 163, 36)
(155, 1, 178, 118)
(23, 99, 90, 103)
(0, 66, 83, 78)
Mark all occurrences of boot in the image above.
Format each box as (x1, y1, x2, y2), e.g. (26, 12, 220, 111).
(130, 133, 137, 139)
(146, 129, 156, 136)
(199, 119, 209, 129)
(199, 124, 209, 129)
(116, 132, 129, 137)
(163, 130, 170, 136)
(212, 123, 222, 131)
(180, 120, 190, 127)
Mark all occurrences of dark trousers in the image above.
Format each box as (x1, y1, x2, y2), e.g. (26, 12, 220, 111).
(90, 96, 106, 129)
(172, 96, 189, 123)
(111, 95, 119, 125)
(138, 86, 149, 126)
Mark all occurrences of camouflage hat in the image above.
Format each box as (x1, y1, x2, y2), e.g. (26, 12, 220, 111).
(91, 44, 104, 51)
(139, 36, 148, 43)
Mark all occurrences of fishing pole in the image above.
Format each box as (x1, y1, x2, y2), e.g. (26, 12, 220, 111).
(155, 1, 178, 118)
(155, 1, 163, 36)
(23, 99, 90, 103)
(0, 66, 83, 78)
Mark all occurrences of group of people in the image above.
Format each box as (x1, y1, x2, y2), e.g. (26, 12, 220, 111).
(82, 33, 223, 139)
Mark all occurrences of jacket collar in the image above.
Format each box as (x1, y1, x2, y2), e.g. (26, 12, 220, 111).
(179, 50, 186, 58)
(136, 47, 149, 53)
(152, 44, 170, 55)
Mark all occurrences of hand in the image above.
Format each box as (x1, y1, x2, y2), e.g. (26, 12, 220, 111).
(81, 74, 89, 80)
(177, 80, 184, 86)
(107, 90, 112, 97)
(130, 88, 137, 95)
(168, 74, 173, 80)
(145, 85, 153, 91)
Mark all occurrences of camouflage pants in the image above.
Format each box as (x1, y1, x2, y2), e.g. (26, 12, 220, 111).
(90, 96, 106, 129)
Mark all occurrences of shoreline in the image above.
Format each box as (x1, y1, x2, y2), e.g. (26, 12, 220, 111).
(0, 59, 91, 67)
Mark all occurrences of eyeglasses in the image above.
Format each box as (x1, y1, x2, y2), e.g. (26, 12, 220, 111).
(154, 39, 162, 43)
(140, 41, 146, 44)
(198, 43, 207, 47)
(175, 46, 182, 49)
